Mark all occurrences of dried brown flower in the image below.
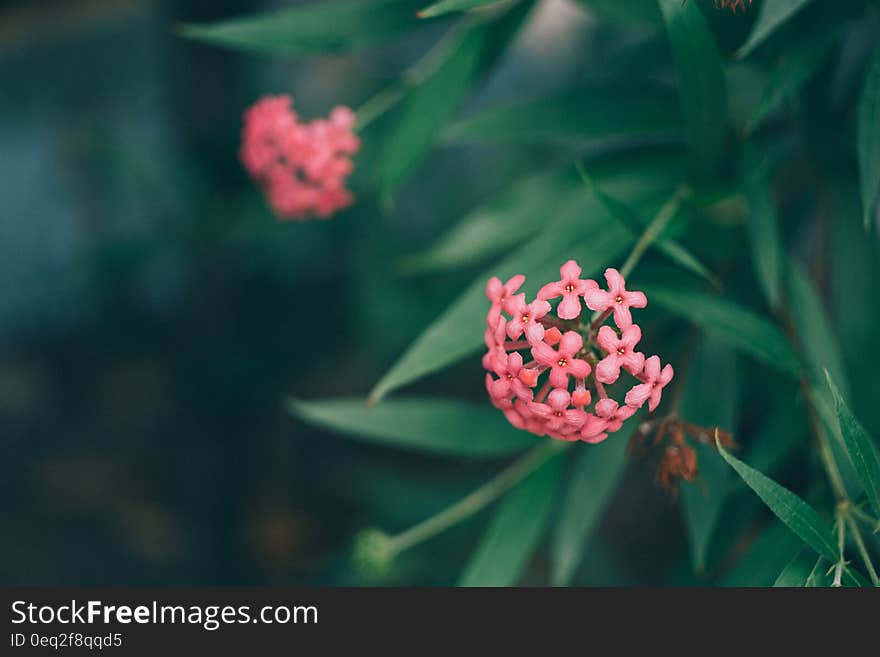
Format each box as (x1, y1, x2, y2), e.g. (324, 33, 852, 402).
(629, 418, 735, 497)
(715, 0, 752, 13)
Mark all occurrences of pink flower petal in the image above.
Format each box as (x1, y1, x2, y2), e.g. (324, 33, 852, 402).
(559, 259, 582, 280)
(567, 359, 591, 379)
(597, 326, 619, 353)
(559, 331, 583, 356)
(537, 281, 563, 301)
(583, 288, 612, 311)
(624, 290, 647, 308)
(625, 383, 652, 408)
(557, 294, 582, 320)
(642, 355, 661, 381)
(604, 268, 625, 295)
(596, 356, 621, 384)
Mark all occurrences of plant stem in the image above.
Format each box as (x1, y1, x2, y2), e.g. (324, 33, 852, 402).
(801, 378, 849, 503)
(805, 556, 824, 587)
(831, 510, 847, 587)
(850, 505, 880, 532)
(618, 184, 690, 280)
(779, 305, 850, 503)
(355, 85, 407, 131)
(385, 441, 566, 556)
(845, 513, 880, 586)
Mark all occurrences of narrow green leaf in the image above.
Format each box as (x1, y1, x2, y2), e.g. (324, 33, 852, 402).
(287, 397, 536, 458)
(858, 46, 880, 229)
(746, 27, 841, 133)
(721, 521, 804, 586)
(737, 0, 814, 58)
(583, 172, 719, 288)
(716, 438, 837, 561)
(643, 285, 801, 376)
(785, 257, 848, 396)
(657, 0, 726, 172)
(810, 387, 865, 503)
(443, 84, 682, 145)
(400, 170, 580, 274)
(681, 338, 740, 571)
(403, 151, 682, 274)
(842, 566, 872, 588)
(459, 454, 563, 585)
(654, 239, 721, 289)
(418, 0, 500, 19)
(551, 427, 632, 585)
(773, 549, 819, 587)
(829, 181, 874, 347)
(825, 371, 880, 518)
(369, 201, 632, 402)
(379, 26, 485, 200)
(774, 552, 868, 586)
(743, 161, 782, 309)
(177, 0, 422, 55)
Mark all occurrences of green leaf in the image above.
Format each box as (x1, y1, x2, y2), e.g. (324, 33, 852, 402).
(810, 387, 865, 503)
(721, 521, 804, 586)
(400, 170, 581, 274)
(746, 27, 841, 133)
(654, 239, 721, 289)
(287, 397, 536, 458)
(379, 26, 485, 200)
(716, 438, 837, 561)
(643, 285, 801, 376)
(575, 0, 662, 25)
(773, 549, 819, 587)
(443, 84, 682, 145)
(177, 0, 422, 56)
(785, 257, 848, 396)
(369, 200, 632, 402)
(825, 371, 880, 518)
(773, 550, 868, 587)
(403, 150, 683, 274)
(551, 427, 632, 585)
(459, 454, 563, 585)
(858, 46, 880, 229)
(657, 0, 726, 173)
(681, 337, 740, 571)
(737, 0, 814, 58)
(842, 566, 872, 588)
(743, 161, 782, 310)
(583, 171, 719, 288)
(418, 0, 501, 19)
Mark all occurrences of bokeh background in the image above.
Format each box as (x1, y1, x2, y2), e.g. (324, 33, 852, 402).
(2, 0, 879, 586)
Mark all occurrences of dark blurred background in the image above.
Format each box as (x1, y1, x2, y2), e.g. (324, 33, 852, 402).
(0, 0, 788, 585)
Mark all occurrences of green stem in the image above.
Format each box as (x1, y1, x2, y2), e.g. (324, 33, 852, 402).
(831, 510, 846, 587)
(619, 184, 690, 280)
(850, 505, 880, 532)
(355, 85, 407, 131)
(805, 556, 824, 587)
(386, 441, 566, 556)
(845, 513, 880, 586)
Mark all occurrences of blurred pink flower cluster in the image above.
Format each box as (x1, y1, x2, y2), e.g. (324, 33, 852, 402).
(240, 95, 359, 221)
(484, 261, 673, 443)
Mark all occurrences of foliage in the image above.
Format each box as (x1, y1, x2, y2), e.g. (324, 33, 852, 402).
(183, 0, 880, 586)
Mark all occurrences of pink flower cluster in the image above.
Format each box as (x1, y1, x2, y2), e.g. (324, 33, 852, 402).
(484, 261, 673, 443)
(240, 95, 359, 221)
